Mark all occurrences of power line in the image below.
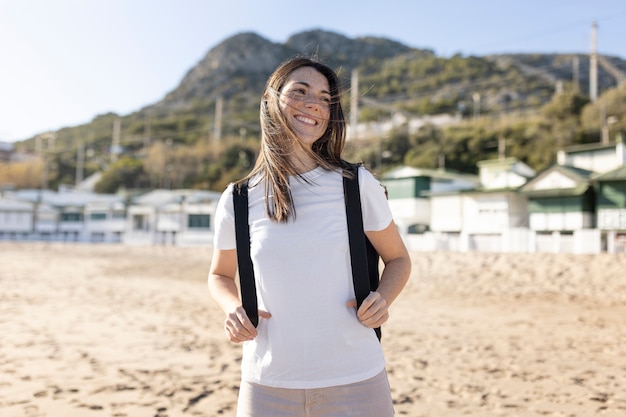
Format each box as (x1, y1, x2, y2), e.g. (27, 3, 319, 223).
(470, 11, 626, 54)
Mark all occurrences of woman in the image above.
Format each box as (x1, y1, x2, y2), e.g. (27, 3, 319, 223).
(208, 57, 411, 416)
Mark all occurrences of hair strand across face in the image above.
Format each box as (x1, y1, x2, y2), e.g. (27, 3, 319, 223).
(242, 57, 347, 222)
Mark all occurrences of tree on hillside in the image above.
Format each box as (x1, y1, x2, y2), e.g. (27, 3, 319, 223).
(0, 160, 44, 189)
(580, 85, 626, 142)
(94, 157, 147, 193)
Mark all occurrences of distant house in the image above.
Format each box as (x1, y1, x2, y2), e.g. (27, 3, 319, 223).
(4, 190, 62, 241)
(520, 165, 596, 231)
(476, 157, 536, 189)
(429, 157, 535, 252)
(382, 166, 479, 235)
(84, 198, 127, 243)
(547, 138, 626, 252)
(2, 189, 127, 243)
(557, 139, 626, 174)
(124, 189, 221, 246)
(595, 164, 626, 253)
(519, 164, 598, 253)
(0, 195, 33, 240)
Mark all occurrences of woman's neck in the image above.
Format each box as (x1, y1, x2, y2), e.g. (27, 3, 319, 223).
(289, 149, 318, 174)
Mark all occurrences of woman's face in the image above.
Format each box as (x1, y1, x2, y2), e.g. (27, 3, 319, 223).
(279, 66, 331, 148)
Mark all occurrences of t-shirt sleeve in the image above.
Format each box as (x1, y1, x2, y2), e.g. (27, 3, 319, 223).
(358, 167, 393, 232)
(213, 184, 237, 250)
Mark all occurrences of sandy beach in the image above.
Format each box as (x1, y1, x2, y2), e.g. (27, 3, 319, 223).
(1, 242, 626, 417)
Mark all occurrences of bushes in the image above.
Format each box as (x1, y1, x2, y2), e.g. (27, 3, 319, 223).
(94, 157, 147, 193)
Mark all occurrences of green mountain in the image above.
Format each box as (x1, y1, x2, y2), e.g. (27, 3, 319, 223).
(12, 29, 626, 192)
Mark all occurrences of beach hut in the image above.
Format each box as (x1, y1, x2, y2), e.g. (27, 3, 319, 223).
(556, 139, 626, 175)
(0, 195, 34, 240)
(428, 157, 534, 252)
(124, 189, 221, 246)
(519, 164, 597, 253)
(382, 166, 479, 233)
(594, 164, 626, 253)
(381, 166, 479, 252)
(84, 197, 128, 243)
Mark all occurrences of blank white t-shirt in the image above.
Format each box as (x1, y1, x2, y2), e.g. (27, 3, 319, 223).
(213, 166, 393, 389)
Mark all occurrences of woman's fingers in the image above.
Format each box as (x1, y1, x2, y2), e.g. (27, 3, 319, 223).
(224, 307, 271, 343)
(224, 307, 256, 342)
(355, 292, 389, 328)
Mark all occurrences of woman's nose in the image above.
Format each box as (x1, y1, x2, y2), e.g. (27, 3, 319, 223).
(304, 96, 322, 110)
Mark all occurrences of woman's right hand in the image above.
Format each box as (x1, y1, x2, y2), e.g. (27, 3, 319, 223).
(223, 306, 271, 343)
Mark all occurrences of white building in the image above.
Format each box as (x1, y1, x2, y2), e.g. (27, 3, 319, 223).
(557, 140, 626, 174)
(1, 189, 127, 243)
(382, 166, 479, 234)
(124, 189, 221, 246)
(425, 157, 535, 252)
(84, 199, 127, 243)
(0, 195, 33, 240)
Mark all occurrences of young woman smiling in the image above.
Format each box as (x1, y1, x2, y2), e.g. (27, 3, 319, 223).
(208, 57, 411, 417)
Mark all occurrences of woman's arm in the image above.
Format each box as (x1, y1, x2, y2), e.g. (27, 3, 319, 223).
(208, 248, 270, 343)
(351, 221, 411, 329)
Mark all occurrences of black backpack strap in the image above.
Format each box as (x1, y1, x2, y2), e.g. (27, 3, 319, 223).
(343, 164, 382, 341)
(232, 181, 259, 328)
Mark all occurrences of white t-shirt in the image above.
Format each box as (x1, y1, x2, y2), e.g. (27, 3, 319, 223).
(213, 166, 393, 389)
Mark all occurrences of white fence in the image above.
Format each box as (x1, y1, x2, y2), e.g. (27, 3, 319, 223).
(403, 229, 606, 254)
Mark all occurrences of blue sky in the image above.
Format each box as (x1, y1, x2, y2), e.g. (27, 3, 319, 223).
(2, 0, 626, 143)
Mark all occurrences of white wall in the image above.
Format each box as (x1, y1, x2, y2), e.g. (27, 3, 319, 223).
(388, 198, 430, 231)
(566, 148, 620, 174)
(430, 195, 462, 232)
(462, 194, 510, 233)
(529, 212, 589, 231)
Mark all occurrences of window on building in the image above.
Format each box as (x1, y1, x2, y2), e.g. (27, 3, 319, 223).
(90, 212, 107, 221)
(408, 223, 430, 234)
(133, 215, 149, 231)
(188, 214, 210, 229)
(61, 212, 83, 222)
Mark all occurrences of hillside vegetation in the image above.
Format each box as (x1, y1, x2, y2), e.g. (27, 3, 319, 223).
(7, 30, 626, 193)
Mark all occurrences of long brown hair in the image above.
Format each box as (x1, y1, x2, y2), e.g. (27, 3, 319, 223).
(243, 57, 347, 222)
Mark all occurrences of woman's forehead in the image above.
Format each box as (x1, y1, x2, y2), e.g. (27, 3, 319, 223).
(284, 67, 330, 90)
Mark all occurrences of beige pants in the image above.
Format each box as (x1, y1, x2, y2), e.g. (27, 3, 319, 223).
(236, 370, 395, 417)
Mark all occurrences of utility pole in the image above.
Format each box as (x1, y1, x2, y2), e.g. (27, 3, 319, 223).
(75, 141, 84, 187)
(213, 96, 223, 145)
(498, 137, 506, 160)
(438, 152, 445, 170)
(350, 69, 359, 140)
(590, 21, 598, 102)
(472, 93, 481, 119)
(36, 132, 56, 190)
(143, 110, 152, 150)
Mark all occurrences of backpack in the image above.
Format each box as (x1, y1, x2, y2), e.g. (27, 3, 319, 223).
(232, 163, 382, 341)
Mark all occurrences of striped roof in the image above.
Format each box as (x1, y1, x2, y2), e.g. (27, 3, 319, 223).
(594, 164, 626, 181)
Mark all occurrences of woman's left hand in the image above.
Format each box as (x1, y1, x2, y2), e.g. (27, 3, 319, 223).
(346, 291, 389, 328)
